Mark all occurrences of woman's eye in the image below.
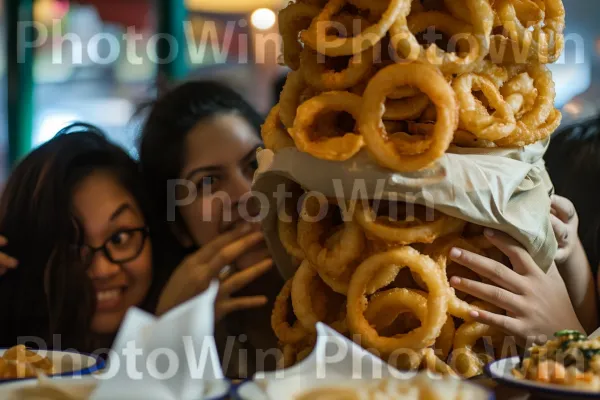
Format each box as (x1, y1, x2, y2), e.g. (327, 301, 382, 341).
(110, 231, 132, 247)
(245, 159, 259, 174)
(197, 175, 222, 195)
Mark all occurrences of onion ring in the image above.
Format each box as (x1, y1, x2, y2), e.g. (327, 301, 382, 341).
(495, 64, 557, 147)
(277, 194, 305, 260)
(494, 0, 565, 63)
(359, 63, 458, 172)
(262, 104, 296, 152)
(347, 247, 449, 354)
(354, 200, 466, 244)
(384, 93, 431, 120)
(297, 196, 365, 278)
(279, 70, 310, 129)
(420, 348, 458, 376)
(453, 73, 517, 141)
(300, 48, 374, 91)
(291, 260, 330, 333)
(500, 72, 538, 119)
(451, 321, 501, 378)
(278, 2, 321, 70)
(391, 0, 494, 75)
(290, 91, 365, 161)
(302, 0, 409, 57)
(272, 280, 310, 345)
(365, 287, 455, 360)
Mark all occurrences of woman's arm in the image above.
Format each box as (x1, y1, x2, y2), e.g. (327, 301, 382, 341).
(551, 195, 598, 334)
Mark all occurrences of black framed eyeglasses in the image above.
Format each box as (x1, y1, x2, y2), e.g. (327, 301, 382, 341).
(79, 227, 149, 267)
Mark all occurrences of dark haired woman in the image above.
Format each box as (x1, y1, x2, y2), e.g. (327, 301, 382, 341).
(139, 81, 283, 377)
(0, 123, 267, 353)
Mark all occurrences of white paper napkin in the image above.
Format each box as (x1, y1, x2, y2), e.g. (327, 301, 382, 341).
(91, 281, 223, 400)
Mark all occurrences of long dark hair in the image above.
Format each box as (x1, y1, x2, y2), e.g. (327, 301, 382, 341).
(545, 116, 600, 273)
(138, 81, 262, 228)
(0, 123, 171, 351)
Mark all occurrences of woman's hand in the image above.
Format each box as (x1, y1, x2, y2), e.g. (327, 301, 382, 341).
(449, 229, 584, 345)
(0, 236, 18, 277)
(156, 223, 273, 320)
(551, 195, 579, 265)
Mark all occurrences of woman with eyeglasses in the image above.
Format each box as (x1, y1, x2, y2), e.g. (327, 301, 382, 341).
(0, 123, 266, 352)
(139, 81, 283, 377)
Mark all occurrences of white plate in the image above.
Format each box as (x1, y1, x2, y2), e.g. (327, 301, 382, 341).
(486, 357, 600, 399)
(0, 349, 105, 383)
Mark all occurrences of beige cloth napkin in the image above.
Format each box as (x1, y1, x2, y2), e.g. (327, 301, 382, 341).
(252, 139, 557, 279)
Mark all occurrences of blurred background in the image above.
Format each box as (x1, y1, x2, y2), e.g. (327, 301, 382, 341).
(1, 0, 599, 184)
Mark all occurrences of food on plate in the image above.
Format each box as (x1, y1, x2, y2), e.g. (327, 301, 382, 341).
(273, 193, 509, 377)
(266, 0, 566, 172)
(512, 330, 600, 390)
(294, 372, 490, 399)
(0, 345, 55, 379)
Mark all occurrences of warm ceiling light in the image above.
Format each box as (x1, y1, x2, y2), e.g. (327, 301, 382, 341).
(251, 8, 276, 30)
(186, 0, 284, 13)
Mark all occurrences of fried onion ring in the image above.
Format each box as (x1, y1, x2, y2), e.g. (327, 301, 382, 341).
(495, 64, 557, 147)
(347, 247, 449, 353)
(451, 321, 501, 378)
(278, 194, 305, 260)
(290, 91, 365, 161)
(384, 93, 431, 120)
(354, 200, 466, 244)
(278, 2, 321, 70)
(291, 260, 330, 333)
(262, 104, 296, 152)
(302, 0, 409, 57)
(453, 73, 517, 141)
(297, 196, 365, 278)
(359, 63, 458, 172)
(300, 48, 374, 91)
(391, 0, 494, 75)
(279, 70, 309, 129)
(494, 0, 565, 63)
(272, 280, 310, 344)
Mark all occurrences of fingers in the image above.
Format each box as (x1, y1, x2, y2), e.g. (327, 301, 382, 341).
(215, 296, 268, 321)
(449, 245, 526, 294)
(0, 267, 6, 277)
(220, 259, 273, 297)
(551, 195, 576, 223)
(205, 232, 265, 277)
(468, 308, 522, 338)
(480, 230, 540, 277)
(0, 236, 7, 246)
(450, 277, 521, 314)
(550, 214, 569, 247)
(0, 252, 19, 270)
(189, 223, 256, 263)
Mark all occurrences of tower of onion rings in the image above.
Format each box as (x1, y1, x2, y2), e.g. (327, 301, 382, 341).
(261, 0, 565, 378)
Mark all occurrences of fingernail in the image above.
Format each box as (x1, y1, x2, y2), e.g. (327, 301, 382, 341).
(469, 310, 480, 319)
(449, 248, 462, 259)
(484, 229, 495, 238)
(449, 276, 461, 286)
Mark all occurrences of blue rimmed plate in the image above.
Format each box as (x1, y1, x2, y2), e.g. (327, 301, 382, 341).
(0, 349, 105, 383)
(486, 357, 600, 399)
